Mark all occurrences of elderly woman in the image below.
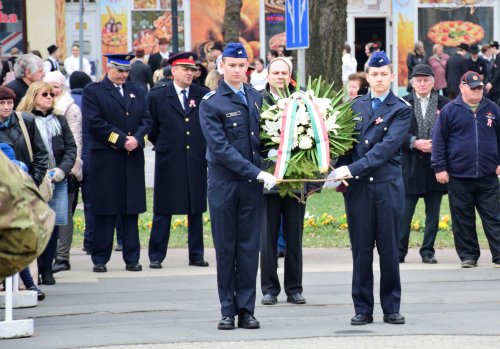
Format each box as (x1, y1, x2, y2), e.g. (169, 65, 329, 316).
(0, 86, 49, 299)
(17, 81, 77, 285)
(44, 71, 83, 273)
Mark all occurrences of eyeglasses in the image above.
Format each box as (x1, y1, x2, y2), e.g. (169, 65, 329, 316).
(470, 85, 484, 91)
(40, 92, 55, 98)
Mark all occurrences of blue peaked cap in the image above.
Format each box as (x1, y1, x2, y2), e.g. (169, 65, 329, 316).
(222, 42, 248, 59)
(368, 50, 391, 67)
(104, 54, 135, 70)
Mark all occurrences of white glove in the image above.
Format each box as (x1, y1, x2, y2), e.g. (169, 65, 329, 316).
(51, 167, 66, 182)
(257, 171, 277, 190)
(333, 166, 351, 179)
(323, 170, 341, 189)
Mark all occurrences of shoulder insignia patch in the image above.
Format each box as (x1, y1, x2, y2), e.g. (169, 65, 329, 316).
(202, 90, 216, 100)
(399, 97, 412, 106)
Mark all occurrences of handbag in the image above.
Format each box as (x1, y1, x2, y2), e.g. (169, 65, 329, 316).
(16, 112, 53, 202)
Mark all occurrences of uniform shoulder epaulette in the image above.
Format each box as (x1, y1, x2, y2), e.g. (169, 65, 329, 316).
(202, 90, 216, 100)
(399, 96, 412, 106)
(149, 84, 167, 92)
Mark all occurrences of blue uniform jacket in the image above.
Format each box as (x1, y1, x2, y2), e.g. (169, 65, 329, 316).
(82, 76, 152, 214)
(431, 95, 500, 178)
(199, 80, 263, 181)
(339, 91, 412, 182)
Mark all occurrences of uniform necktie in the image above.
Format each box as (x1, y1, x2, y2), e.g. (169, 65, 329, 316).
(181, 89, 188, 111)
(237, 90, 247, 105)
(117, 85, 124, 97)
(372, 97, 382, 112)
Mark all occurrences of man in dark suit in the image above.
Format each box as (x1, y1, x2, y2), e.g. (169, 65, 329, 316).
(199, 43, 276, 330)
(468, 44, 489, 83)
(128, 48, 154, 92)
(147, 52, 210, 269)
(148, 37, 170, 75)
(329, 51, 412, 326)
(445, 43, 469, 99)
(399, 64, 450, 264)
(485, 41, 500, 105)
(82, 54, 152, 273)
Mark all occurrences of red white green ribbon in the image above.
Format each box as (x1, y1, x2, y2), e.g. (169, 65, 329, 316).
(274, 91, 330, 180)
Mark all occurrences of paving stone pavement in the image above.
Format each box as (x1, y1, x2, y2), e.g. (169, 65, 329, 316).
(3, 247, 499, 349)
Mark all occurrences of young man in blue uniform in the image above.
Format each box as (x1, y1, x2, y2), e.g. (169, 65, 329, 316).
(82, 54, 152, 273)
(331, 51, 412, 325)
(147, 51, 210, 269)
(432, 71, 500, 268)
(199, 42, 277, 330)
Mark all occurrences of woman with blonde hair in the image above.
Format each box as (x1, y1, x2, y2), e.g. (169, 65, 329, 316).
(204, 70, 221, 91)
(17, 81, 77, 285)
(44, 70, 83, 274)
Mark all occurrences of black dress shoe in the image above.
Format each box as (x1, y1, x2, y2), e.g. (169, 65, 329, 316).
(28, 286, 45, 301)
(287, 293, 306, 304)
(189, 259, 209, 267)
(217, 316, 235, 330)
(149, 261, 162, 269)
(93, 264, 107, 273)
(52, 260, 71, 273)
(351, 314, 373, 325)
(126, 263, 142, 271)
(422, 256, 437, 264)
(383, 313, 405, 324)
(238, 312, 260, 329)
(40, 272, 56, 285)
(261, 294, 277, 305)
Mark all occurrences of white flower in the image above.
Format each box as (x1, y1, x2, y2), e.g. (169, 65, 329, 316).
(296, 107, 310, 126)
(268, 104, 279, 112)
(325, 111, 341, 135)
(306, 127, 315, 137)
(271, 136, 281, 144)
(298, 135, 313, 149)
(264, 120, 281, 137)
(296, 126, 305, 135)
(277, 97, 289, 110)
(314, 98, 333, 115)
(261, 110, 275, 120)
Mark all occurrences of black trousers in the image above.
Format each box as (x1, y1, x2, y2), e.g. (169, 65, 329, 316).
(148, 213, 204, 263)
(38, 226, 59, 274)
(260, 194, 305, 296)
(92, 214, 140, 265)
(399, 191, 443, 259)
(448, 175, 500, 263)
(208, 179, 263, 317)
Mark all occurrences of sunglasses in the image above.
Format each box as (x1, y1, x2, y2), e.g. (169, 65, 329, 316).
(40, 92, 55, 98)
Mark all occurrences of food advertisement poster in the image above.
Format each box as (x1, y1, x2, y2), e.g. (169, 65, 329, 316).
(0, 0, 25, 57)
(100, 0, 129, 69)
(393, 0, 416, 89)
(159, 0, 184, 9)
(134, 0, 156, 9)
(265, 1, 285, 57)
(190, 0, 260, 62)
(418, 6, 493, 55)
(131, 10, 184, 54)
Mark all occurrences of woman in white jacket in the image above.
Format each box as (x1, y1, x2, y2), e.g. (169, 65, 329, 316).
(44, 70, 83, 273)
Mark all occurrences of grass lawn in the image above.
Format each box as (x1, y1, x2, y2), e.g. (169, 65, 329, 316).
(71, 188, 489, 250)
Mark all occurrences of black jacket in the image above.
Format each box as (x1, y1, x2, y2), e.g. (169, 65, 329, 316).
(30, 110, 77, 175)
(445, 53, 469, 95)
(0, 112, 49, 185)
(407, 51, 427, 80)
(5, 78, 29, 109)
(401, 92, 449, 195)
(487, 54, 500, 103)
(128, 60, 154, 92)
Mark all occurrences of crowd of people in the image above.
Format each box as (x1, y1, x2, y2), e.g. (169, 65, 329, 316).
(0, 37, 499, 331)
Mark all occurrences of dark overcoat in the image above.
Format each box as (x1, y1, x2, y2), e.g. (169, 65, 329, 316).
(148, 81, 210, 215)
(445, 53, 468, 95)
(82, 76, 152, 215)
(401, 91, 449, 195)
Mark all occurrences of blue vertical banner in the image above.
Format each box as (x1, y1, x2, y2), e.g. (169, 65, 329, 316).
(285, 0, 309, 49)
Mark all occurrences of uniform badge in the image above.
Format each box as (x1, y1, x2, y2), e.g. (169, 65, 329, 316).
(108, 132, 119, 144)
(129, 93, 135, 98)
(189, 99, 196, 108)
(203, 90, 216, 100)
(486, 112, 495, 127)
(374, 117, 384, 125)
(226, 111, 241, 118)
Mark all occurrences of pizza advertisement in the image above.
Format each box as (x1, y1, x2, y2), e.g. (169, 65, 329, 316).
(418, 7, 493, 56)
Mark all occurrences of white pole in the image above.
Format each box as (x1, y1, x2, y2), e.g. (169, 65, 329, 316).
(298, 49, 306, 83)
(4, 277, 12, 322)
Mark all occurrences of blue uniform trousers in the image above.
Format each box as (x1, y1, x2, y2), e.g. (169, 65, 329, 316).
(92, 214, 140, 265)
(208, 179, 263, 317)
(148, 213, 204, 263)
(346, 178, 403, 315)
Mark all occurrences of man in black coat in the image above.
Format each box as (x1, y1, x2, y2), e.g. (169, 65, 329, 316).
(128, 49, 154, 92)
(5, 54, 45, 109)
(445, 43, 469, 99)
(485, 41, 500, 105)
(82, 54, 152, 273)
(468, 44, 489, 83)
(399, 64, 450, 264)
(147, 52, 210, 269)
(148, 37, 170, 75)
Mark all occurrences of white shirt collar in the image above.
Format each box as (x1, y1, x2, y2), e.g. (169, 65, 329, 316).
(173, 82, 189, 96)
